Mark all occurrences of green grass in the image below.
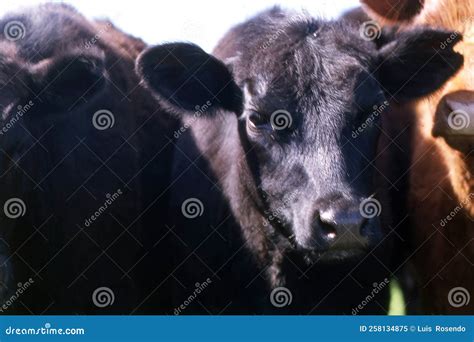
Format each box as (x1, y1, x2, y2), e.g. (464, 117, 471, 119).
(388, 279, 406, 315)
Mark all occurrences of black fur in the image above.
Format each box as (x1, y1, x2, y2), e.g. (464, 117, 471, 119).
(137, 7, 462, 314)
(0, 4, 178, 313)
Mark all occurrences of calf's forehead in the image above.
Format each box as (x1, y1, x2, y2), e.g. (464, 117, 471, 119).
(230, 18, 376, 82)
(241, 35, 376, 110)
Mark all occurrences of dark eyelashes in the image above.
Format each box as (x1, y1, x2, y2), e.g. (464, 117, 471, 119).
(248, 110, 269, 124)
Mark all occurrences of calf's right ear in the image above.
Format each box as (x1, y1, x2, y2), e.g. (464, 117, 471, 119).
(136, 43, 243, 116)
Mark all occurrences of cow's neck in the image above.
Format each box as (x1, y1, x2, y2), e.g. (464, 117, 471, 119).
(189, 115, 287, 286)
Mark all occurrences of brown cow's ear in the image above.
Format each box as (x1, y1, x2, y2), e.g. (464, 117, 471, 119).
(31, 47, 106, 111)
(361, 0, 424, 22)
(377, 28, 464, 102)
(136, 43, 243, 117)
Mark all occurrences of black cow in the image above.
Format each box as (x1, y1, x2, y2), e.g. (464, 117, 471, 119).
(136, 7, 463, 313)
(0, 4, 177, 313)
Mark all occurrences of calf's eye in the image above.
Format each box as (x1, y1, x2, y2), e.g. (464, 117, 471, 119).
(247, 111, 270, 131)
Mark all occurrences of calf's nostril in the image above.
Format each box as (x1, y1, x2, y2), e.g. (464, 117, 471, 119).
(317, 215, 338, 241)
(317, 208, 371, 244)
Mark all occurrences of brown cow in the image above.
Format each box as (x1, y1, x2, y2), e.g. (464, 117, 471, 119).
(362, 0, 474, 314)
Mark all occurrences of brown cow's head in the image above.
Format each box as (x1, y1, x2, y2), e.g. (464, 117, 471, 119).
(363, 0, 474, 154)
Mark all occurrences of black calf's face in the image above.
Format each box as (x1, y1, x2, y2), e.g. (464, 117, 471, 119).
(137, 12, 462, 257)
(238, 31, 387, 254)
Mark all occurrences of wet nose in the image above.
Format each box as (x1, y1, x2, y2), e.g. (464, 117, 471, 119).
(317, 207, 370, 249)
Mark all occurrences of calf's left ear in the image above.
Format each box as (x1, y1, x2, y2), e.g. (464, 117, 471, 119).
(378, 28, 463, 102)
(136, 43, 243, 116)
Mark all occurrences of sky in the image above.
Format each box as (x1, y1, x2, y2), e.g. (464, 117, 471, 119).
(0, 0, 360, 52)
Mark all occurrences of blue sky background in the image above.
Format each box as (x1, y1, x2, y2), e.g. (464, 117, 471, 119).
(0, 0, 359, 51)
